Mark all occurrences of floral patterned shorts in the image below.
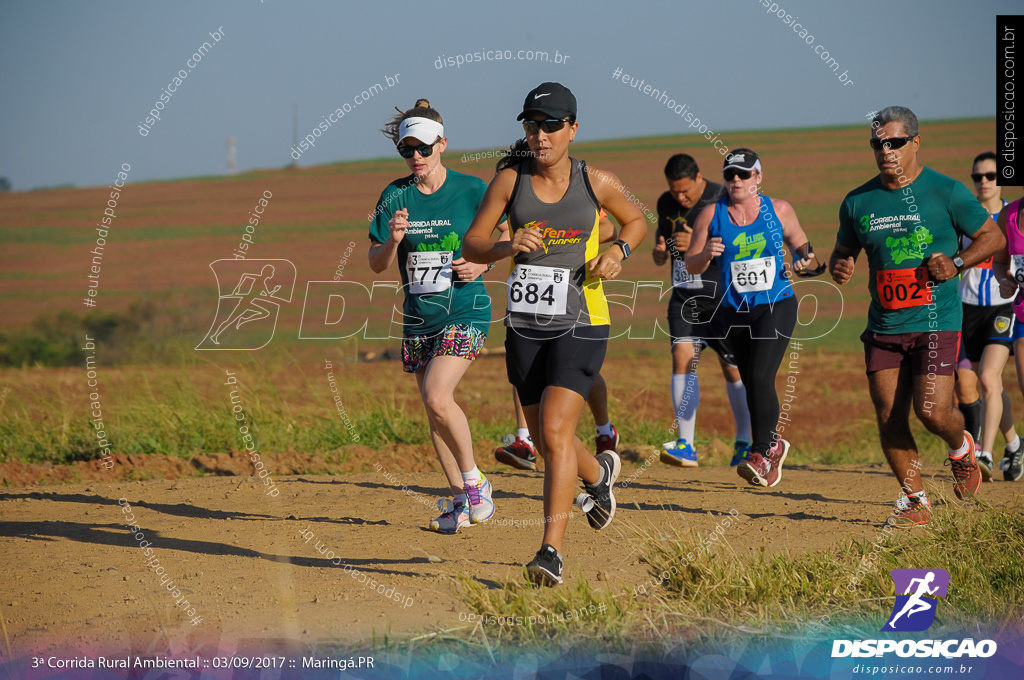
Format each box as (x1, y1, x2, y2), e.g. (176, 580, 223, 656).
(401, 324, 487, 374)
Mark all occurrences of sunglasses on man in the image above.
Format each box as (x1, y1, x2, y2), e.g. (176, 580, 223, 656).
(397, 138, 441, 158)
(971, 172, 998, 183)
(869, 136, 915, 151)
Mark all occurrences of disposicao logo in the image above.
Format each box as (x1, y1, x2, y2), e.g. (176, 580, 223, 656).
(883, 568, 948, 632)
(196, 259, 296, 350)
(831, 568, 998, 659)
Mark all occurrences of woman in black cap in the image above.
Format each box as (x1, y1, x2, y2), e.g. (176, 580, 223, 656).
(463, 82, 647, 586)
(686, 148, 821, 489)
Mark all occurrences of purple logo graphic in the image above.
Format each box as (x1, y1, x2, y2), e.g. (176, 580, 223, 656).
(882, 568, 949, 632)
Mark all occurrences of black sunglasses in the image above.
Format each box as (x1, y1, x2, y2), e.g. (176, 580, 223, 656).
(971, 172, 998, 183)
(869, 136, 915, 151)
(522, 118, 570, 135)
(723, 169, 754, 182)
(397, 138, 441, 158)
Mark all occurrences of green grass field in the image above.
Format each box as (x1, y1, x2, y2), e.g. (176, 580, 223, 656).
(0, 117, 1011, 468)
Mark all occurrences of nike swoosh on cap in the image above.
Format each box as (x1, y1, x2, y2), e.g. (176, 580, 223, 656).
(534, 93, 551, 99)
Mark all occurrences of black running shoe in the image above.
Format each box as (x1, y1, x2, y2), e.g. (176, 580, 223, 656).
(526, 544, 563, 586)
(1002, 442, 1024, 482)
(578, 450, 621, 530)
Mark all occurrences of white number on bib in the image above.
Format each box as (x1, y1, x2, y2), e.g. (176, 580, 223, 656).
(406, 251, 453, 294)
(672, 258, 703, 289)
(1013, 255, 1024, 287)
(508, 265, 570, 315)
(731, 257, 776, 293)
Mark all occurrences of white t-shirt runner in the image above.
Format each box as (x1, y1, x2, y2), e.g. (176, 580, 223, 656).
(960, 201, 1012, 306)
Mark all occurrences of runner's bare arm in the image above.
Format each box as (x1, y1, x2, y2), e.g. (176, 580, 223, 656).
(588, 167, 647, 279)
(776, 199, 819, 272)
(598, 211, 618, 244)
(463, 170, 518, 264)
(928, 217, 1006, 282)
(452, 220, 507, 282)
(368, 207, 409, 273)
(993, 207, 1015, 297)
(684, 204, 721, 274)
(961, 217, 1006, 267)
(652, 234, 668, 266)
(829, 242, 860, 286)
(495, 220, 511, 241)
(673, 224, 693, 253)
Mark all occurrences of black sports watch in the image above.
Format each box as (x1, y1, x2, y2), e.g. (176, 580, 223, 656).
(615, 239, 631, 260)
(952, 255, 965, 273)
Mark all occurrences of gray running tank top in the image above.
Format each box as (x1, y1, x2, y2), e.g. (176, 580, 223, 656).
(505, 158, 609, 331)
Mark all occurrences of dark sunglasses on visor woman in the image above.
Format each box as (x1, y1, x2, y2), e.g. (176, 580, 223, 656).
(397, 138, 441, 158)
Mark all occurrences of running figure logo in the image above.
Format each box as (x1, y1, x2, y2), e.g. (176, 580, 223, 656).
(196, 259, 296, 350)
(882, 568, 950, 632)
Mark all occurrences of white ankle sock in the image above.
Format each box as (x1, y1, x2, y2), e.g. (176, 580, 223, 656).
(462, 466, 482, 488)
(1007, 435, 1021, 453)
(949, 436, 971, 459)
(596, 421, 614, 437)
(517, 428, 533, 444)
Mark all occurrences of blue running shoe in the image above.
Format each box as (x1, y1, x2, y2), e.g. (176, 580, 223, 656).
(730, 440, 751, 467)
(429, 498, 470, 534)
(660, 439, 698, 467)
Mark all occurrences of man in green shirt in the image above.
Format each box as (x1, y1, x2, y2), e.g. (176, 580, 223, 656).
(829, 106, 1004, 527)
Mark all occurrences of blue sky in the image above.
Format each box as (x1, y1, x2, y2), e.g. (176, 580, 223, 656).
(0, 0, 1016, 190)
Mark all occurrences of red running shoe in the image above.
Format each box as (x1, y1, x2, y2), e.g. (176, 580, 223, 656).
(738, 438, 789, 488)
(495, 436, 538, 471)
(889, 493, 931, 528)
(947, 431, 981, 501)
(596, 425, 620, 455)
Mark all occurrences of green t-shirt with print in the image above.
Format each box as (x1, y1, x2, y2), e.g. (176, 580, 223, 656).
(837, 167, 990, 334)
(369, 169, 491, 337)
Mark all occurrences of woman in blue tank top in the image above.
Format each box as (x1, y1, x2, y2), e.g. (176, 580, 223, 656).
(686, 148, 821, 490)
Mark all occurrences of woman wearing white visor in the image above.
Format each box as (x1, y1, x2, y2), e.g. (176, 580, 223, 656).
(368, 99, 499, 533)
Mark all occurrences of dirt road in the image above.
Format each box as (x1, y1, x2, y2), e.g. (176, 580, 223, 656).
(3, 458, 1021, 657)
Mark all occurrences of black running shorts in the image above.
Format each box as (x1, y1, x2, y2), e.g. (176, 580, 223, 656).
(667, 289, 738, 366)
(961, 303, 1014, 362)
(505, 325, 609, 406)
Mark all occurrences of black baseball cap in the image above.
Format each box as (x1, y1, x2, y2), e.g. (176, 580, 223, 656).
(516, 82, 577, 121)
(723, 148, 761, 172)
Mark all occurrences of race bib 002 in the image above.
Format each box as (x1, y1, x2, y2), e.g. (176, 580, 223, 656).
(672, 258, 703, 289)
(508, 265, 570, 315)
(875, 267, 933, 310)
(730, 256, 776, 293)
(406, 251, 453, 295)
